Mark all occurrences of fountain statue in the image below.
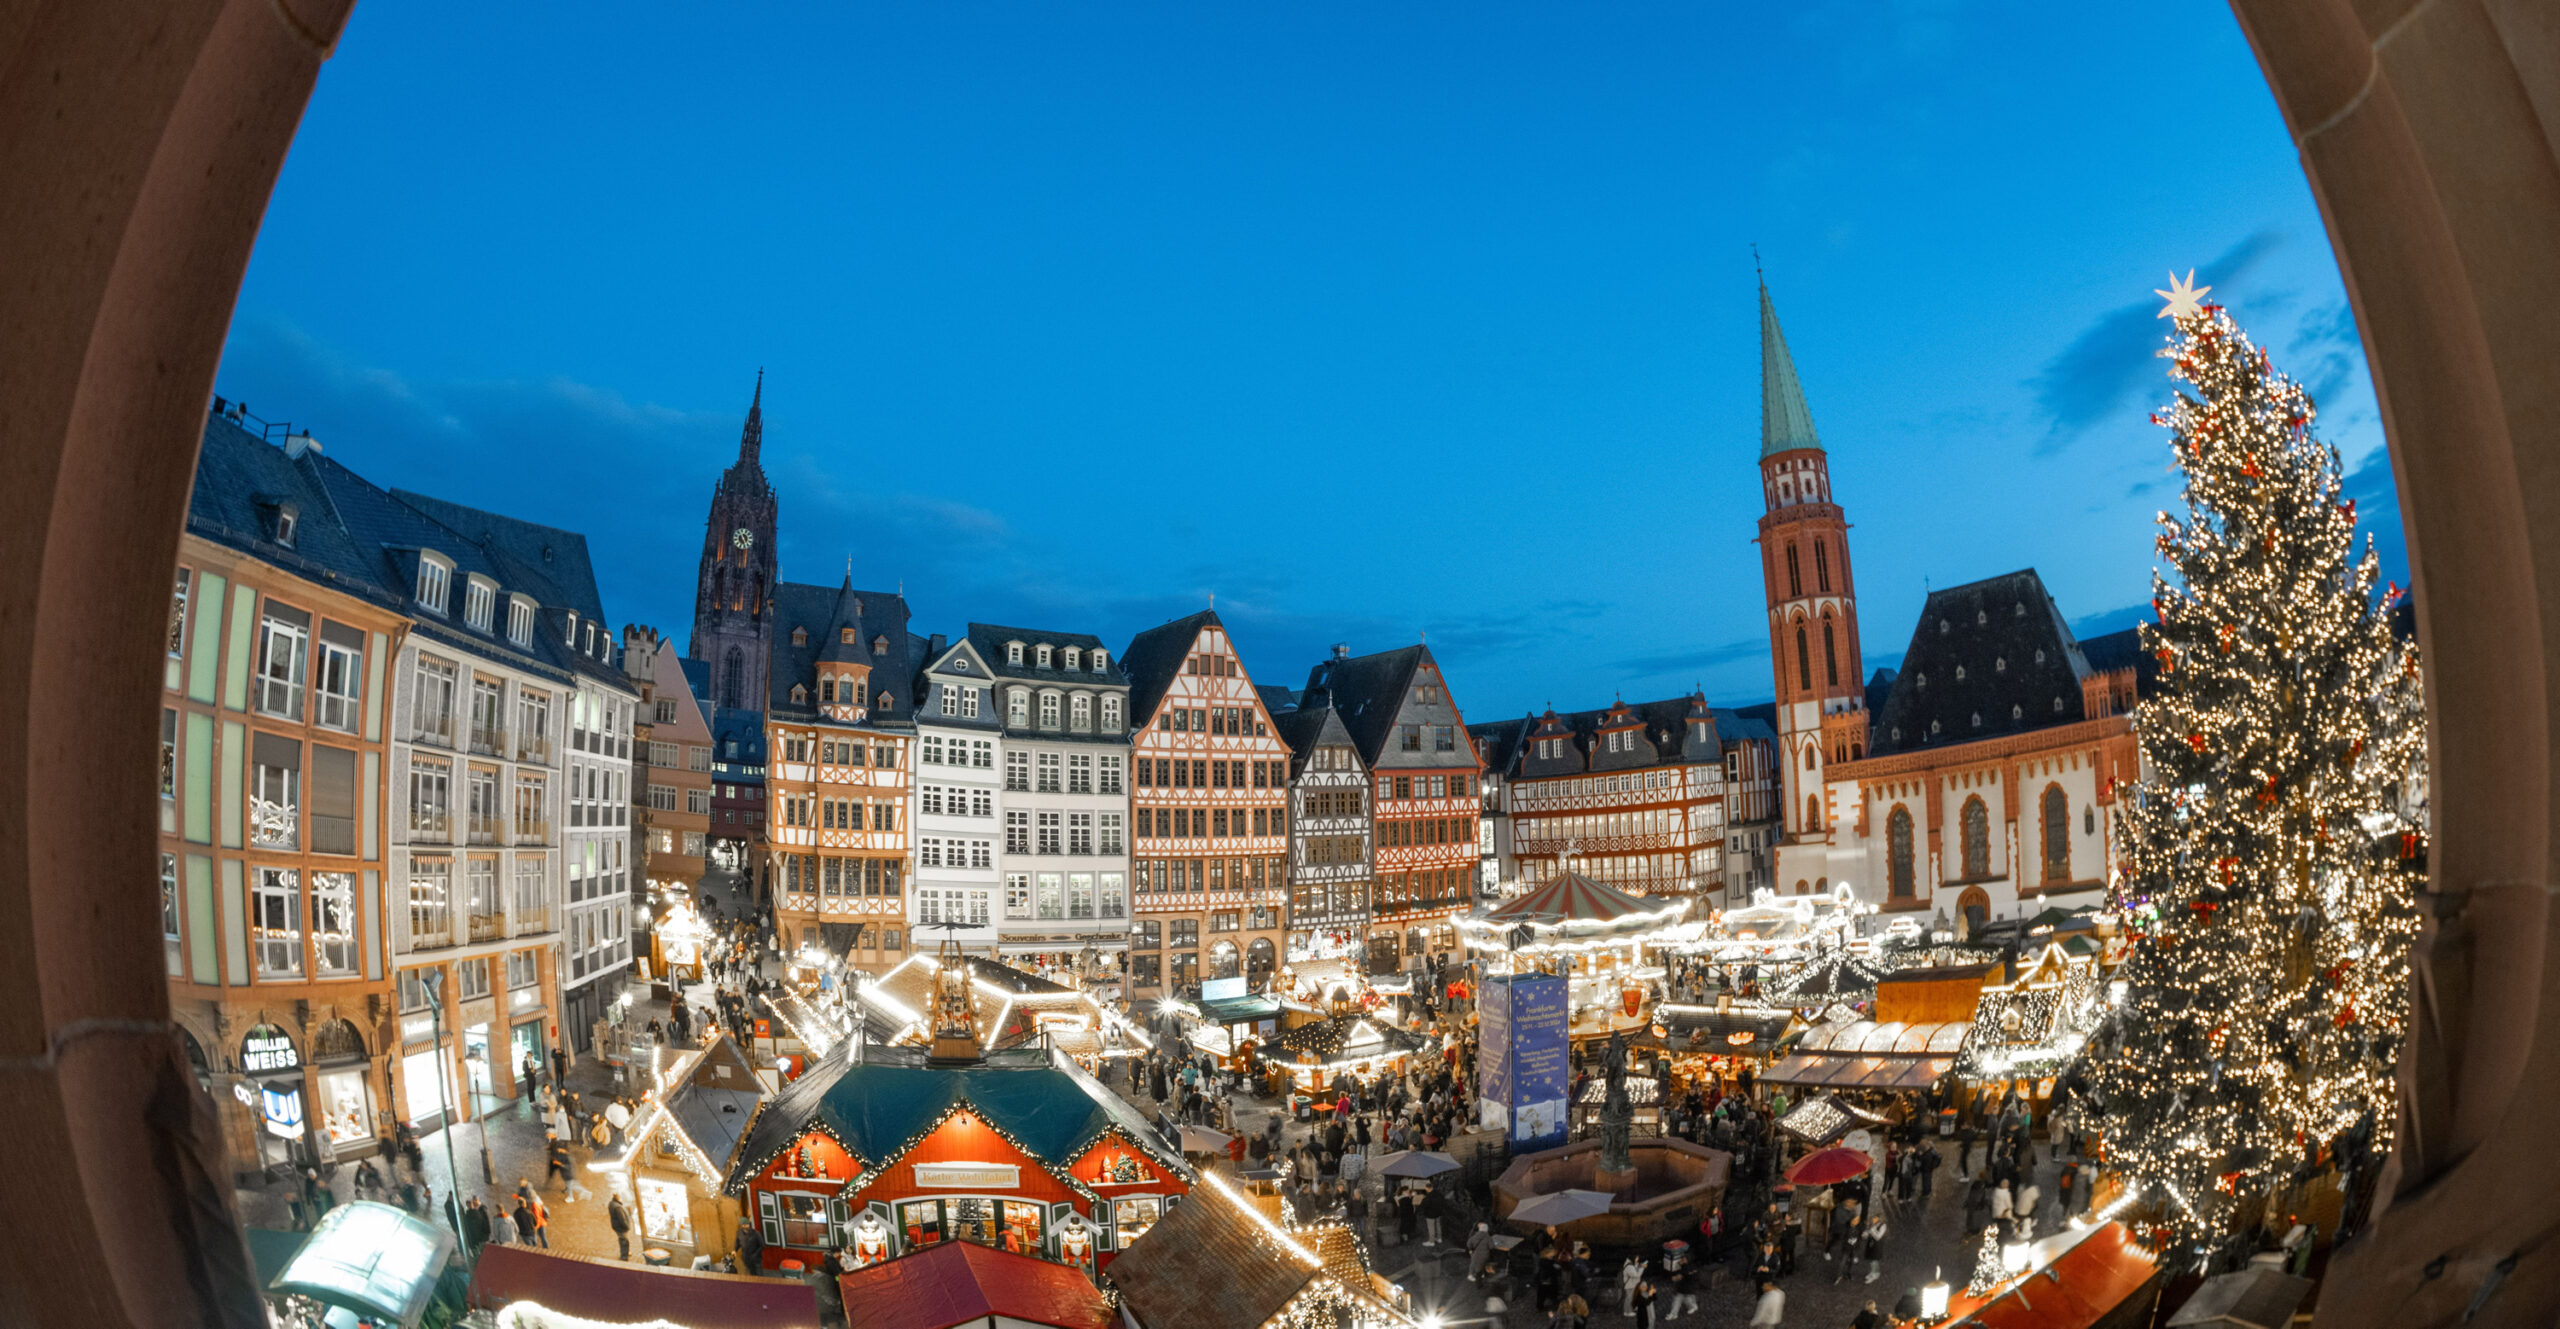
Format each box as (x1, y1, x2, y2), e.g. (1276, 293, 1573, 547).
(1596, 1031, 1635, 1191)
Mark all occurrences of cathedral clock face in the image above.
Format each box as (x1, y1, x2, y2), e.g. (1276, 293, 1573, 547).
(732, 527, 754, 551)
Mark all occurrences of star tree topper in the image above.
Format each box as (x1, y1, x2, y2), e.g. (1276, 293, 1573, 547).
(2156, 269, 2211, 320)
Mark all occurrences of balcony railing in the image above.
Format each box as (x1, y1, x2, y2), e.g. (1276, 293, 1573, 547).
(469, 725, 507, 758)
(467, 816, 502, 846)
(513, 820, 549, 846)
(410, 918, 452, 950)
(511, 908, 550, 934)
(516, 735, 552, 764)
(409, 814, 450, 844)
(467, 913, 505, 943)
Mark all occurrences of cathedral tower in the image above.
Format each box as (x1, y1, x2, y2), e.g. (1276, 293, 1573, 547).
(690, 374, 780, 711)
(1754, 279, 1867, 857)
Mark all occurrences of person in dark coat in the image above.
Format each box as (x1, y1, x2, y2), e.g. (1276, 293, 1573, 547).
(460, 1196, 492, 1254)
(738, 1220, 766, 1275)
(608, 1193, 633, 1259)
(511, 1198, 538, 1250)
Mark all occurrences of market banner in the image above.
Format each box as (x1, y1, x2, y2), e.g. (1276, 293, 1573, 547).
(1476, 973, 1569, 1150)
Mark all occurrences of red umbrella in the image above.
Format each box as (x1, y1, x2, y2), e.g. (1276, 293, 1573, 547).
(1785, 1147, 1872, 1186)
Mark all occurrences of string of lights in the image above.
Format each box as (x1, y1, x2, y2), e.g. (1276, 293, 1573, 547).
(2067, 278, 2425, 1266)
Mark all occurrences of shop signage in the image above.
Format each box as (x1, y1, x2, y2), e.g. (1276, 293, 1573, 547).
(1727, 1031, 1756, 1047)
(1200, 976, 1247, 1001)
(914, 1162, 1020, 1190)
(261, 1085, 305, 1138)
(400, 1015, 436, 1046)
(241, 1025, 300, 1074)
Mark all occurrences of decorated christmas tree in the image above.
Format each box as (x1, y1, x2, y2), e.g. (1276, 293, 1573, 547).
(2071, 274, 2426, 1267)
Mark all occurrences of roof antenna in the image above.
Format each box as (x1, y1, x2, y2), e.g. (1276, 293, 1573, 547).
(1208, 592, 1215, 609)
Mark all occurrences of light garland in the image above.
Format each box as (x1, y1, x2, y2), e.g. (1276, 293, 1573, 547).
(2064, 286, 2423, 1262)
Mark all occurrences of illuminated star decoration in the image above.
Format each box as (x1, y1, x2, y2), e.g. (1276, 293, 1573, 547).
(2155, 269, 2211, 320)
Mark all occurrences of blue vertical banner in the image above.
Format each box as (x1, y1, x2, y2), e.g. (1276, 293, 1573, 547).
(1477, 973, 1569, 1151)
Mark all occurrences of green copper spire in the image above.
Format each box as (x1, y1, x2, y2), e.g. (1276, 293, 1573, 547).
(1759, 278, 1823, 458)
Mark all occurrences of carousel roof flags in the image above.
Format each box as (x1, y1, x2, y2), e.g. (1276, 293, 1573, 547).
(1463, 869, 1691, 956)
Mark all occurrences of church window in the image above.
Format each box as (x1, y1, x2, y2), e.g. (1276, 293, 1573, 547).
(791, 627, 806, 647)
(2084, 805, 2096, 835)
(2042, 784, 2071, 882)
(1804, 794, 1821, 832)
(1887, 807, 1915, 899)
(872, 636, 889, 657)
(1814, 539, 1831, 593)
(1785, 545, 1802, 598)
(1794, 627, 1811, 693)
(1960, 796, 1990, 878)
(1822, 621, 1839, 686)
(720, 647, 745, 710)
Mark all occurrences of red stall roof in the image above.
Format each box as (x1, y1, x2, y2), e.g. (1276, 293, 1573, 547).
(840, 1240, 1114, 1329)
(1947, 1222, 2161, 1329)
(467, 1245, 820, 1329)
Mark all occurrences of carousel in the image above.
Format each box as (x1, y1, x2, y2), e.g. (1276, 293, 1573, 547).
(1458, 870, 1692, 1044)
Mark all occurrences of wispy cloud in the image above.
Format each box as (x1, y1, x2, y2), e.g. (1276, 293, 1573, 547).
(1619, 637, 1768, 678)
(2028, 230, 2284, 453)
(2290, 299, 2364, 407)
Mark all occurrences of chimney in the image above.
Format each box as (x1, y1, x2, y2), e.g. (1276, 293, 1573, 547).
(1331, 643, 1349, 660)
(929, 633, 947, 657)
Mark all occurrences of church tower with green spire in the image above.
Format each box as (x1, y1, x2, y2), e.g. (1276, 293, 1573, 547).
(1753, 276, 1867, 874)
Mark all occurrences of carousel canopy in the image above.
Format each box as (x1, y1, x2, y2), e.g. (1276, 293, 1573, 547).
(1484, 871, 1670, 927)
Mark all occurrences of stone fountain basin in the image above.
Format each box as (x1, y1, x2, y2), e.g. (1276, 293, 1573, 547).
(1491, 1138, 1733, 1251)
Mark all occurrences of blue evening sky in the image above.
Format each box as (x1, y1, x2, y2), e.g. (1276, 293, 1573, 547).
(216, 1, 2405, 723)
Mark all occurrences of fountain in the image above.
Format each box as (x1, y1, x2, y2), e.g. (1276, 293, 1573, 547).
(1493, 1036, 1733, 1249)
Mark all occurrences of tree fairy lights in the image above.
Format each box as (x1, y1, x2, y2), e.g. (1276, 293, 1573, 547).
(2068, 278, 2424, 1266)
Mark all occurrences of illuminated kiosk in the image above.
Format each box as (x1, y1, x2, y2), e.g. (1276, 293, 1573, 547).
(587, 1032, 769, 1266)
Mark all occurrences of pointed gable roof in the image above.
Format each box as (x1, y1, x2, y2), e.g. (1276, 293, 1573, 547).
(768, 581, 918, 723)
(1272, 700, 1361, 777)
(1297, 644, 1430, 768)
(1760, 279, 1824, 458)
(1119, 608, 1220, 727)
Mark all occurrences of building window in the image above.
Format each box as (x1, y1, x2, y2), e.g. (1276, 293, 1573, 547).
(508, 598, 534, 646)
(1815, 537, 1831, 592)
(1037, 812, 1062, 855)
(1006, 641, 1023, 666)
(1069, 753, 1094, 795)
(1069, 812, 1093, 855)
(312, 871, 357, 976)
(254, 605, 310, 719)
(1038, 692, 1061, 730)
(409, 859, 452, 945)
(1887, 806, 1915, 899)
(1006, 812, 1029, 854)
(412, 657, 458, 745)
(160, 854, 181, 975)
(1961, 795, 1991, 879)
(249, 733, 300, 851)
(1823, 619, 1840, 687)
(1099, 755, 1124, 795)
(409, 759, 452, 839)
(1070, 693, 1092, 731)
(168, 569, 189, 658)
(253, 867, 302, 978)
(464, 579, 495, 632)
(1037, 752, 1062, 794)
(1100, 812, 1123, 855)
(314, 628, 362, 732)
(2042, 784, 2072, 882)
(1036, 644, 1053, 669)
(458, 956, 491, 1000)
(1007, 689, 1029, 727)
(416, 556, 451, 614)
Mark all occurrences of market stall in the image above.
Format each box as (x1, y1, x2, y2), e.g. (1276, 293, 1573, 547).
(1269, 1013, 1430, 1099)
(1758, 1019, 1966, 1109)
(1633, 1002, 1799, 1096)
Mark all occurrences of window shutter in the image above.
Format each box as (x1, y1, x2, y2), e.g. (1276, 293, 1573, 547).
(828, 1196, 852, 1247)
(758, 1190, 783, 1246)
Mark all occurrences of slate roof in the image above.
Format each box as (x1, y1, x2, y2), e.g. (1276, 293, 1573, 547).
(766, 580, 922, 729)
(1708, 708, 1776, 748)
(1256, 684, 1300, 716)
(1104, 1179, 1329, 1329)
(1297, 646, 1432, 769)
(721, 1042, 1186, 1198)
(188, 412, 629, 692)
(657, 1036, 767, 1175)
(960, 622, 1128, 688)
(1270, 702, 1361, 778)
(2076, 627, 2163, 695)
(1513, 694, 1723, 778)
(712, 708, 767, 766)
(1467, 716, 1535, 781)
(1868, 569, 2096, 757)
(1120, 609, 1220, 727)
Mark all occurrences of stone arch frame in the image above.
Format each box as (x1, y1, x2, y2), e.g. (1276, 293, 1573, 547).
(1958, 795, 1991, 879)
(2039, 782, 2072, 883)
(2, 2, 2556, 1321)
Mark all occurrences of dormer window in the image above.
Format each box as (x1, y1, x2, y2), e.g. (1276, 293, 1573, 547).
(271, 502, 299, 547)
(2012, 704, 2025, 720)
(1007, 642, 1023, 666)
(792, 685, 807, 705)
(841, 627, 856, 645)
(1995, 657, 2007, 673)
(1037, 645, 1053, 669)
(506, 597, 534, 646)
(463, 577, 495, 632)
(562, 610, 578, 646)
(791, 627, 807, 647)
(416, 554, 452, 614)
(1064, 647, 1081, 671)
(1092, 650, 1108, 673)
(876, 693, 894, 713)
(583, 622, 596, 654)
(872, 635, 888, 657)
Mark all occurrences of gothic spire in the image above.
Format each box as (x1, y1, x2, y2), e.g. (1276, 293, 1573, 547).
(1758, 278, 1823, 458)
(738, 369, 765, 468)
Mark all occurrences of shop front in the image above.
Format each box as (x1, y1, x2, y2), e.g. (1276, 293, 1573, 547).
(238, 1023, 309, 1171)
(308, 1019, 380, 1158)
(397, 1006, 455, 1132)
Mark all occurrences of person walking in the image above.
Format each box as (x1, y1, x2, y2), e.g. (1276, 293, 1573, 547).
(545, 1132, 572, 1190)
(604, 1096, 632, 1147)
(608, 1193, 633, 1259)
(1748, 1280, 1785, 1327)
(1861, 1216, 1886, 1284)
(2014, 1180, 2042, 1240)
(525, 1190, 552, 1248)
(489, 1202, 519, 1247)
(1619, 1256, 1644, 1316)
(1467, 1222, 1494, 1282)
(1990, 1179, 2014, 1235)
(1665, 1255, 1699, 1321)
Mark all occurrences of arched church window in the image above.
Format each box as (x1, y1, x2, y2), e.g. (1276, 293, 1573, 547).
(1960, 796, 1990, 878)
(1786, 545, 1803, 598)
(2042, 784, 2071, 883)
(1887, 806, 1915, 899)
(1814, 539, 1831, 593)
(1795, 627, 1811, 693)
(1805, 794, 1822, 832)
(721, 647, 745, 709)
(1822, 621, 1839, 686)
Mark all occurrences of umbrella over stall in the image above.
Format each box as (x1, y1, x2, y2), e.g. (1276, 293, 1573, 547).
(1375, 1150, 1460, 1180)
(1784, 1146, 1874, 1187)
(1506, 1189, 1618, 1228)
